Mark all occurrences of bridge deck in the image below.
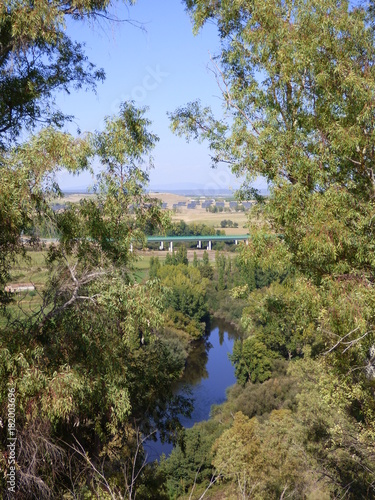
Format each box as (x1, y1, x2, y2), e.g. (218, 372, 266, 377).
(146, 235, 249, 242)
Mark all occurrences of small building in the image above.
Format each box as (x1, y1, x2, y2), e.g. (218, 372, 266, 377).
(5, 283, 35, 293)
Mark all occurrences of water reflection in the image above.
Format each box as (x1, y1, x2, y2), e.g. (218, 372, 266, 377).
(144, 318, 241, 462)
(179, 337, 211, 386)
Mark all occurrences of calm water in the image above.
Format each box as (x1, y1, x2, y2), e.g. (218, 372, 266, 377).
(145, 318, 240, 461)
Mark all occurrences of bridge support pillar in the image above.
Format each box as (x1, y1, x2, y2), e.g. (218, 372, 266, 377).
(208, 240, 212, 251)
(159, 241, 164, 250)
(169, 241, 173, 253)
(197, 240, 202, 249)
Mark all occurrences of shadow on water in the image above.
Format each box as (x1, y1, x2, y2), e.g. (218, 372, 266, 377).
(144, 318, 241, 462)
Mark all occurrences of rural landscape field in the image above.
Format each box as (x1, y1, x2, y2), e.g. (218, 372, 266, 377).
(62, 191, 251, 234)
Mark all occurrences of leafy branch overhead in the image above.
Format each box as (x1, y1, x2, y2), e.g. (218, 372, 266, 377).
(0, 0, 138, 147)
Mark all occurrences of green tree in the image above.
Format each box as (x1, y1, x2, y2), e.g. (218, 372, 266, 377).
(0, 105, 180, 498)
(171, 0, 375, 495)
(0, 128, 92, 306)
(0, 2, 189, 496)
(230, 337, 275, 385)
(212, 412, 262, 498)
(192, 251, 199, 267)
(149, 256, 161, 279)
(175, 245, 189, 266)
(157, 264, 209, 327)
(164, 251, 173, 266)
(215, 250, 226, 290)
(0, 0, 139, 303)
(162, 419, 223, 499)
(200, 249, 213, 279)
(0, 0, 138, 147)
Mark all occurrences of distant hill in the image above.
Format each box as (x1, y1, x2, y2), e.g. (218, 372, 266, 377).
(62, 185, 269, 197)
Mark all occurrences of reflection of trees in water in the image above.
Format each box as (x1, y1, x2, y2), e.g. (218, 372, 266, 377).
(180, 338, 212, 386)
(219, 326, 225, 345)
(179, 319, 242, 390)
(215, 318, 241, 343)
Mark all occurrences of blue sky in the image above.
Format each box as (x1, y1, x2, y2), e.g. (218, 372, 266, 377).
(56, 0, 262, 192)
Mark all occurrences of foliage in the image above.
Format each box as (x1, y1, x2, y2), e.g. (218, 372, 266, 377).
(212, 412, 262, 498)
(0, 104, 183, 498)
(192, 251, 199, 268)
(161, 419, 223, 499)
(199, 250, 213, 280)
(157, 264, 210, 330)
(164, 246, 189, 267)
(166, 220, 217, 237)
(212, 360, 298, 421)
(0, 127, 92, 309)
(210, 408, 330, 498)
(170, 0, 375, 496)
(0, 0, 137, 148)
(206, 204, 223, 213)
(149, 256, 161, 279)
(220, 219, 238, 228)
(230, 337, 276, 385)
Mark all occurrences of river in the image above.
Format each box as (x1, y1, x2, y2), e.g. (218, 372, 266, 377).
(144, 318, 241, 461)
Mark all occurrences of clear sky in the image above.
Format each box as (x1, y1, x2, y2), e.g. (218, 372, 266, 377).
(56, 0, 263, 193)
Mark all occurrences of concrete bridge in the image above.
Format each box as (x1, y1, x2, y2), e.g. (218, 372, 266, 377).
(143, 234, 250, 252)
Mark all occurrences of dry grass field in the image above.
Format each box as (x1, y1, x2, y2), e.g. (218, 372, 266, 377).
(148, 192, 190, 206)
(57, 192, 251, 235)
(150, 192, 250, 234)
(60, 193, 96, 203)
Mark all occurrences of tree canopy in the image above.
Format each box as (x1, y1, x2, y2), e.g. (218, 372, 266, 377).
(0, 0, 137, 147)
(0, 3, 192, 498)
(167, 0, 375, 496)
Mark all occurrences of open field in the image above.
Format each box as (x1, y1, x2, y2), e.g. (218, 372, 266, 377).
(4, 251, 50, 320)
(52, 192, 252, 235)
(61, 193, 96, 203)
(148, 192, 192, 206)
(172, 210, 248, 231)
(150, 192, 250, 234)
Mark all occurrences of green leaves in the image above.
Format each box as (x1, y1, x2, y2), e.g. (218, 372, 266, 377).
(158, 263, 209, 329)
(0, 0, 135, 145)
(177, 1, 375, 495)
(0, 99, 177, 496)
(230, 337, 275, 385)
(94, 101, 158, 176)
(180, 0, 375, 199)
